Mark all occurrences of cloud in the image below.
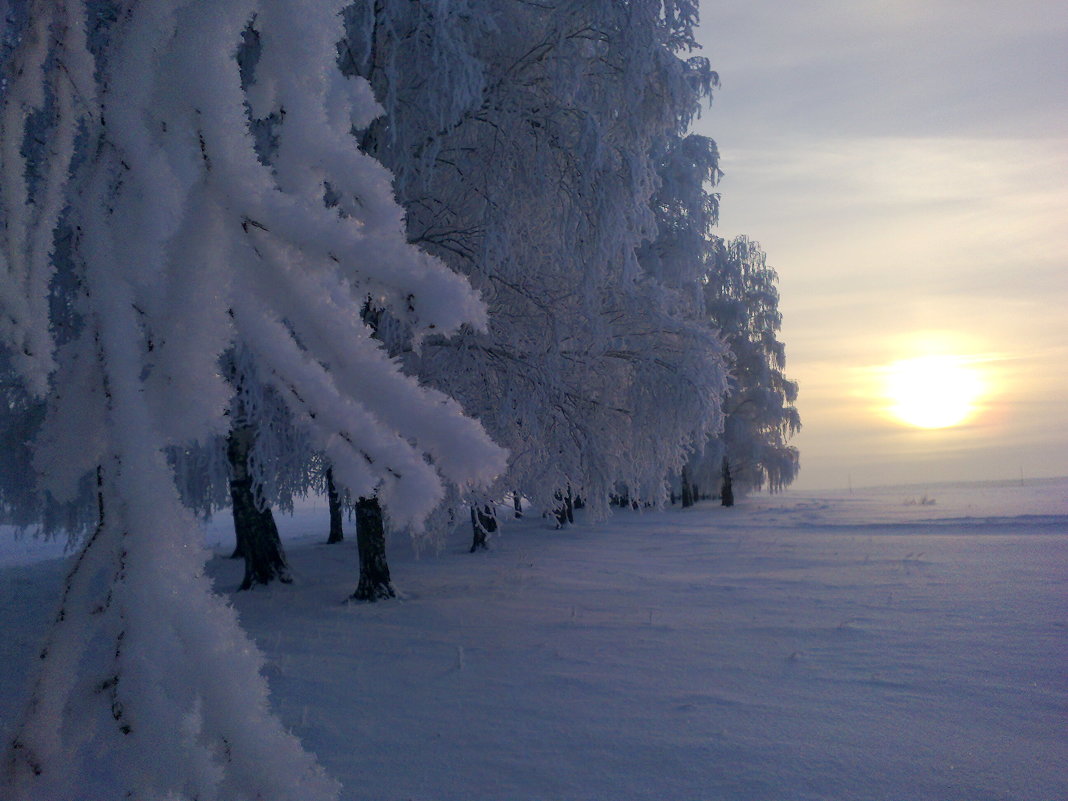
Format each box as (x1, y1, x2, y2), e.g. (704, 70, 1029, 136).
(698, 0, 1068, 139)
(687, 1, 1068, 488)
(700, 134, 1068, 488)
(711, 136, 1068, 318)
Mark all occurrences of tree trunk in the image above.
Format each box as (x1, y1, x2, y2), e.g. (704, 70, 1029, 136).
(552, 490, 569, 527)
(721, 458, 735, 507)
(565, 485, 574, 523)
(227, 424, 291, 590)
(325, 467, 344, 544)
(470, 505, 498, 552)
(681, 465, 694, 508)
(351, 496, 395, 601)
(94, 464, 105, 530)
(229, 463, 245, 559)
(513, 493, 523, 519)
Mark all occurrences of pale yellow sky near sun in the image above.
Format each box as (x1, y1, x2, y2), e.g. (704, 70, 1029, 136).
(694, 1, 1068, 489)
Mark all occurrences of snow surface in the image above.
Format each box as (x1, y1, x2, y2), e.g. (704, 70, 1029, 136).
(2, 477, 1066, 800)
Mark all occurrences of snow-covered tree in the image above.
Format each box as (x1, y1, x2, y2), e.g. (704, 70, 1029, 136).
(640, 133, 722, 298)
(0, 2, 505, 798)
(635, 128, 799, 502)
(352, 0, 727, 518)
(166, 346, 328, 588)
(694, 236, 801, 498)
(635, 131, 728, 508)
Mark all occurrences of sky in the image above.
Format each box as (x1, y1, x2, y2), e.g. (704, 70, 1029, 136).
(692, 0, 1068, 490)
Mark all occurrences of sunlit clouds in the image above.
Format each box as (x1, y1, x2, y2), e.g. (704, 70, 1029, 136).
(694, 0, 1068, 489)
(704, 134, 1068, 488)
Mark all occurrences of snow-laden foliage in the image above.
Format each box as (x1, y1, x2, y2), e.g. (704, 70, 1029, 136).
(694, 236, 801, 495)
(355, 0, 726, 516)
(0, 1, 91, 398)
(2, 1, 505, 527)
(636, 131, 799, 499)
(0, 1, 505, 797)
(641, 133, 722, 299)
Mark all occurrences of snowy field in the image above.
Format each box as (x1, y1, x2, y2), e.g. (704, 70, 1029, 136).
(2, 477, 1066, 801)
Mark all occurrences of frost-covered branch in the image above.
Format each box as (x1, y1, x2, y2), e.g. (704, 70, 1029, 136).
(1, 1, 506, 797)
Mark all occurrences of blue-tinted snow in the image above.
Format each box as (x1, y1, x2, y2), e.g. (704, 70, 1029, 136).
(2, 477, 1065, 800)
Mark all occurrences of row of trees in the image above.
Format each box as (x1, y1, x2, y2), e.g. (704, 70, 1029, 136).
(0, 1, 798, 798)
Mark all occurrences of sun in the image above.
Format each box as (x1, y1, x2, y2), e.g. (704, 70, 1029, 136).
(884, 355, 984, 429)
